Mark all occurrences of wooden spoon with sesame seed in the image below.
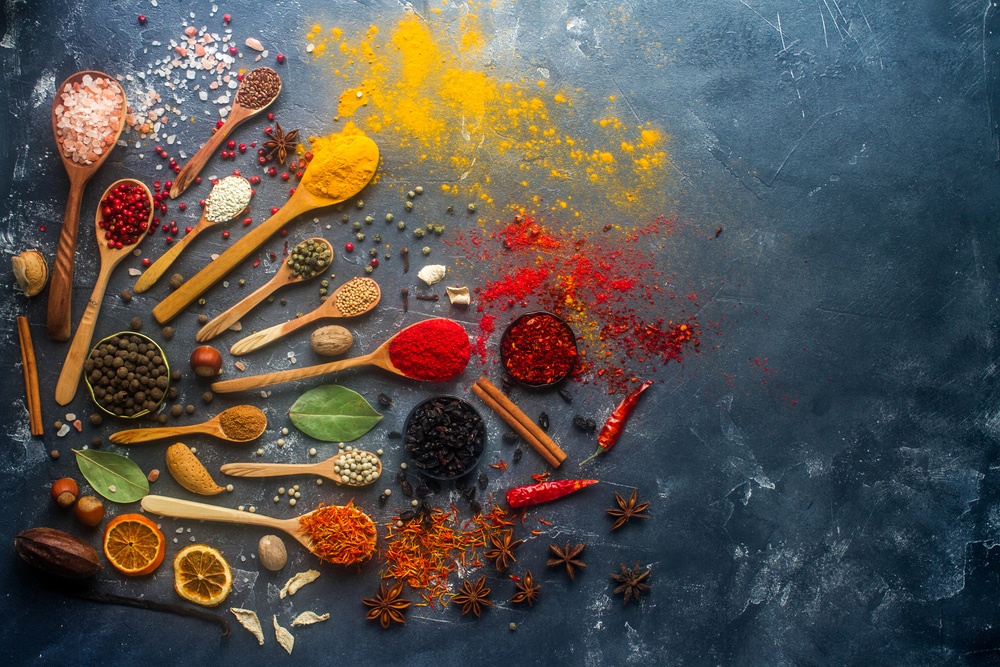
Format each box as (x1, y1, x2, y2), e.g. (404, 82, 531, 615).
(227, 277, 380, 356)
(47, 71, 128, 342)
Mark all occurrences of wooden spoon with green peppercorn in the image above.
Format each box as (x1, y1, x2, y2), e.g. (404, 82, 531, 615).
(196, 238, 333, 342)
(108, 405, 267, 444)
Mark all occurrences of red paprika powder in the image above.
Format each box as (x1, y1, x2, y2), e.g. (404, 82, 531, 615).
(388, 318, 471, 381)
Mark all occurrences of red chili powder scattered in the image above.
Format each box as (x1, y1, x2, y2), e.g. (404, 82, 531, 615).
(388, 318, 471, 381)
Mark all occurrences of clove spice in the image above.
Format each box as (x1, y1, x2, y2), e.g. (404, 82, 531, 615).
(400, 247, 410, 273)
(415, 294, 439, 301)
(400, 287, 409, 312)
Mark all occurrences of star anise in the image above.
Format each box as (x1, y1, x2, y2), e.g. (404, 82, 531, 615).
(484, 529, 524, 572)
(262, 122, 299, 164)
(610, 561, 651, 606)
(606, 488, 651, 531)
(509, 570, 541, 606)
(362, 581, 411, 629)
(546, 541, 586, 581)
(452, 575, 493, 617)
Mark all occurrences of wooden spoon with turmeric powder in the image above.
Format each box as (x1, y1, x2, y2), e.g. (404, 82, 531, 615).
(153, 133, 380, 325)
(108, 405, 267, 444)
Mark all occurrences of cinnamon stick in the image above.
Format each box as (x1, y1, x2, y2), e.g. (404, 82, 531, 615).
(472, 376, 566, 466)
(16, 316, 44, 436)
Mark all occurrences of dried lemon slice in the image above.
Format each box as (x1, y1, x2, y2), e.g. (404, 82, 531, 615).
(173, 544, 232, 607)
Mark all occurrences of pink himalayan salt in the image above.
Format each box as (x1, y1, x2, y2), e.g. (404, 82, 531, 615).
(53, 74, 124, 165)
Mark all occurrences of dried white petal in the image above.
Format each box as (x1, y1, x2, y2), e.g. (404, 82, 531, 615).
(445, 286, 471, 305)
(290, 611, 330, 626)
(230, 608, 264, 645)
(417, 264, 447, 286)
(273, 616, 294, 655)
(279, 569, 320, 599)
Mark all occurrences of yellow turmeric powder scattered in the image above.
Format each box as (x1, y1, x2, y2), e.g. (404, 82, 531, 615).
(301, 131, 380, 201)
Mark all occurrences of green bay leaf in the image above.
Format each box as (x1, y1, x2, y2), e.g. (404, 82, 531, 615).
(73, 449, 149, 503)
(288, 385, 383, 442)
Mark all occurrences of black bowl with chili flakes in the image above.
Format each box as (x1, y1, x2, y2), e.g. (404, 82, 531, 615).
(84, 331, 170, 419)
(403, 395, 486, 481)
(499, 311, 579, 388)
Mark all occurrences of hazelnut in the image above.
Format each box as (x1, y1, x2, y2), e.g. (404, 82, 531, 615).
(310, 325, 353, 357)
(74, 495, 105, 527)
(12, 249, 49, 297)
(258, 534, 287, 571)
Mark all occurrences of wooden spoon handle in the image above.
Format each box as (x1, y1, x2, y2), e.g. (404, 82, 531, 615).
(141, 495, 285, 531)
(152, 196, 315, 325)
(196, 276, 285, 343)
(109, 423, 202, 444)
(229, 309, 325, 356)
(54, 267, 112, 405)
(211, 352, 376, 393)
(47, 178, 87, 341)
(133, 224, 206, 293)
(220, 461, 325, 479)
(169, 107, 250, 199)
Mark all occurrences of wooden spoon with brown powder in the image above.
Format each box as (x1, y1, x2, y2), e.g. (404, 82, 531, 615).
(109, 405, 267, 444)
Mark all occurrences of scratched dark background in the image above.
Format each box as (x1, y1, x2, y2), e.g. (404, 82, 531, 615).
(2, 0, 1000, 665)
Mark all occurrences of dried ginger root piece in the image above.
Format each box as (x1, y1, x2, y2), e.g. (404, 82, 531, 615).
(273, 616, 294, 655)
(291, 611, 330, 626)
(279, 569, 320, 599)
(230, 608, 265, 645)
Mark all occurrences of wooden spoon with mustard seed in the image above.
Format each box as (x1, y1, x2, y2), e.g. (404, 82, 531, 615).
(220, 449, 382, 487)
(108, 405, 267, 444)
(228, 277, 380, 355)
(195, 238, 334, 343)
(48, 71, 128, 341)
(169, 68, 281, 199)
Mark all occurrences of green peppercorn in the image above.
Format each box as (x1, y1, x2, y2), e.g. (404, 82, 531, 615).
(364, 265, 374, 274)
(356, 199, 364, 209)
(365, 215, 374, 224)
(407, 190, 416, 199)
(434, 225, 445, 235)
(467, 203, 477, 213)
(447, 206, 454, 214)
(373, 234, 382, 243)
(369, 247, 378, 257)
(405, 201, 413, 211)
(415, 186, 424, 195)
(385, 213, 394, 223)
(320, 279, 329, 288)
(352, 220, 362, 231)
(341, 214, 350, 223)
(397, 220, 406, 230)
(355, 232, 366, 242)
(422, 246, 431, 255)
(413, 228, 425, 239)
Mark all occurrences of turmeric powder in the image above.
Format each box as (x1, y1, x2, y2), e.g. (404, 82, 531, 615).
(301, 131, 380, 201)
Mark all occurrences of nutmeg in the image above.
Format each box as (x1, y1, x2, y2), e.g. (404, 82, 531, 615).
(12, 249, 49, 297)
(310, 325, 353, 357)
(258, 534, 287, 571)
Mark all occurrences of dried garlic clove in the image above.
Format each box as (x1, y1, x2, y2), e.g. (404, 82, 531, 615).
(273, 616, 294, 655)
(279, 569, 320, 599)
(230, 608, 265, 645)
(12, 249, 49, 297)
(445, 286, 471, 305)
(290, 611, 330, 626)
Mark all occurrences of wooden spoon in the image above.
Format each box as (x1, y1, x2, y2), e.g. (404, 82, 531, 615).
(152, 134, 380, 325)
(140, 495, 376, 565)
(108, 405, 267, 444)
(196, 237, 333, 342)
(211, 318, 456, 393)
(221, 449, 382, 487)
(54, 179, 154, 406)
(47, 71, 128, 341)
(133, 176, 252, 293)
(169, 68, 280, 199)
(229, 277, 380, 355)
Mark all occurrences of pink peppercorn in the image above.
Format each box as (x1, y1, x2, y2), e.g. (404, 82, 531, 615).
(227, 139, 236, 149)
(138, 14, 147, 25)
(370, 258, 379, 268)
(142, 258, 152, 267)
(229, 45, 238, 55)
(185, 226, 193, 234)
(267, 167, 277, 176)
(267, 113, 274, 121)
(270, 207, 279, 215)
(222, 231, 230, 240)
(345, 243, 354, 252)
(195, 176, 202, 184)
(238, 143, 247, 153)
(276, 53, 285, 64)
(249, 176, 261, 185)
(223, 14, 231, 23)
(178, 202, 187, 211)
(232, 169, 241, 177)
(242, 218, 252, 226)
(281, 173, 289, 181)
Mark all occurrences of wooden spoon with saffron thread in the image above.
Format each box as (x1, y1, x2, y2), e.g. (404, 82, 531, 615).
(108, 405, 267, 444)
(169, 68, 281, 199)
(221, 450, 383, 487)
(134, 176, 252, 294)
(140, 495, 376, 565)
(47, 71, 128, 341)
(228, 278, 380, 355)
(152, 134, 380, 325)
(54, 179, 154, 406)
(196, 238, 334, 343)
(211, 318, 467, 394)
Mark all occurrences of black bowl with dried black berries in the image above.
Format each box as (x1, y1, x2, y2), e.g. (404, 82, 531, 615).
(403, 395, 486, 481)
(83, 331, 170, 419)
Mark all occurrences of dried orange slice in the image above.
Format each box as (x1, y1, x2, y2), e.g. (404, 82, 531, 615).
(103, 513, 166, 576)
(173, 544, 232, 607)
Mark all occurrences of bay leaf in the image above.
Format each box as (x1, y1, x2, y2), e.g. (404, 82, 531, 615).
(73, 449, 149, 503)
(287, 385, 382, 442)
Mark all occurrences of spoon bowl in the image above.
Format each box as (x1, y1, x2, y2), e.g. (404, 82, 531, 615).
(54, 179, 154, 406)
(211, 317, 470, 394)
(169, 68, 281, 199)
(196, 237, 334, 342)
(221, 448, 382, 487)
(47, 71, 128, 341)
(109, 405, 267, 444)
(140, 495, 376, 566)
(229, 277, 380, 355)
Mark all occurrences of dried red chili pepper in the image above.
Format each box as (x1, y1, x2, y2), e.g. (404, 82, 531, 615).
(505, 479, 598, 508)
(580, 379, 653, 465)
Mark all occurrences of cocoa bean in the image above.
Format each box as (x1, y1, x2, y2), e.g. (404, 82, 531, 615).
(14, 527, 101, 579)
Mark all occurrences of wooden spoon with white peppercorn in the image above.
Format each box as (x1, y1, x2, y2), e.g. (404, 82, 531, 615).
(169, 68, 281, 199)
(108, 405, 267, 444)
(195, 238, 334, 342)
(220, 449, 383, 487)
(134, 176, 252, 293)
(228, 277, 381, 355)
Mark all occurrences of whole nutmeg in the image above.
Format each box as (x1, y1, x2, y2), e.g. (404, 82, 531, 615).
(12, 249, 49, 297)
(258, 534, 287, 571)
(310, 325, 353, 357)
(190, 345, 223, 377)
